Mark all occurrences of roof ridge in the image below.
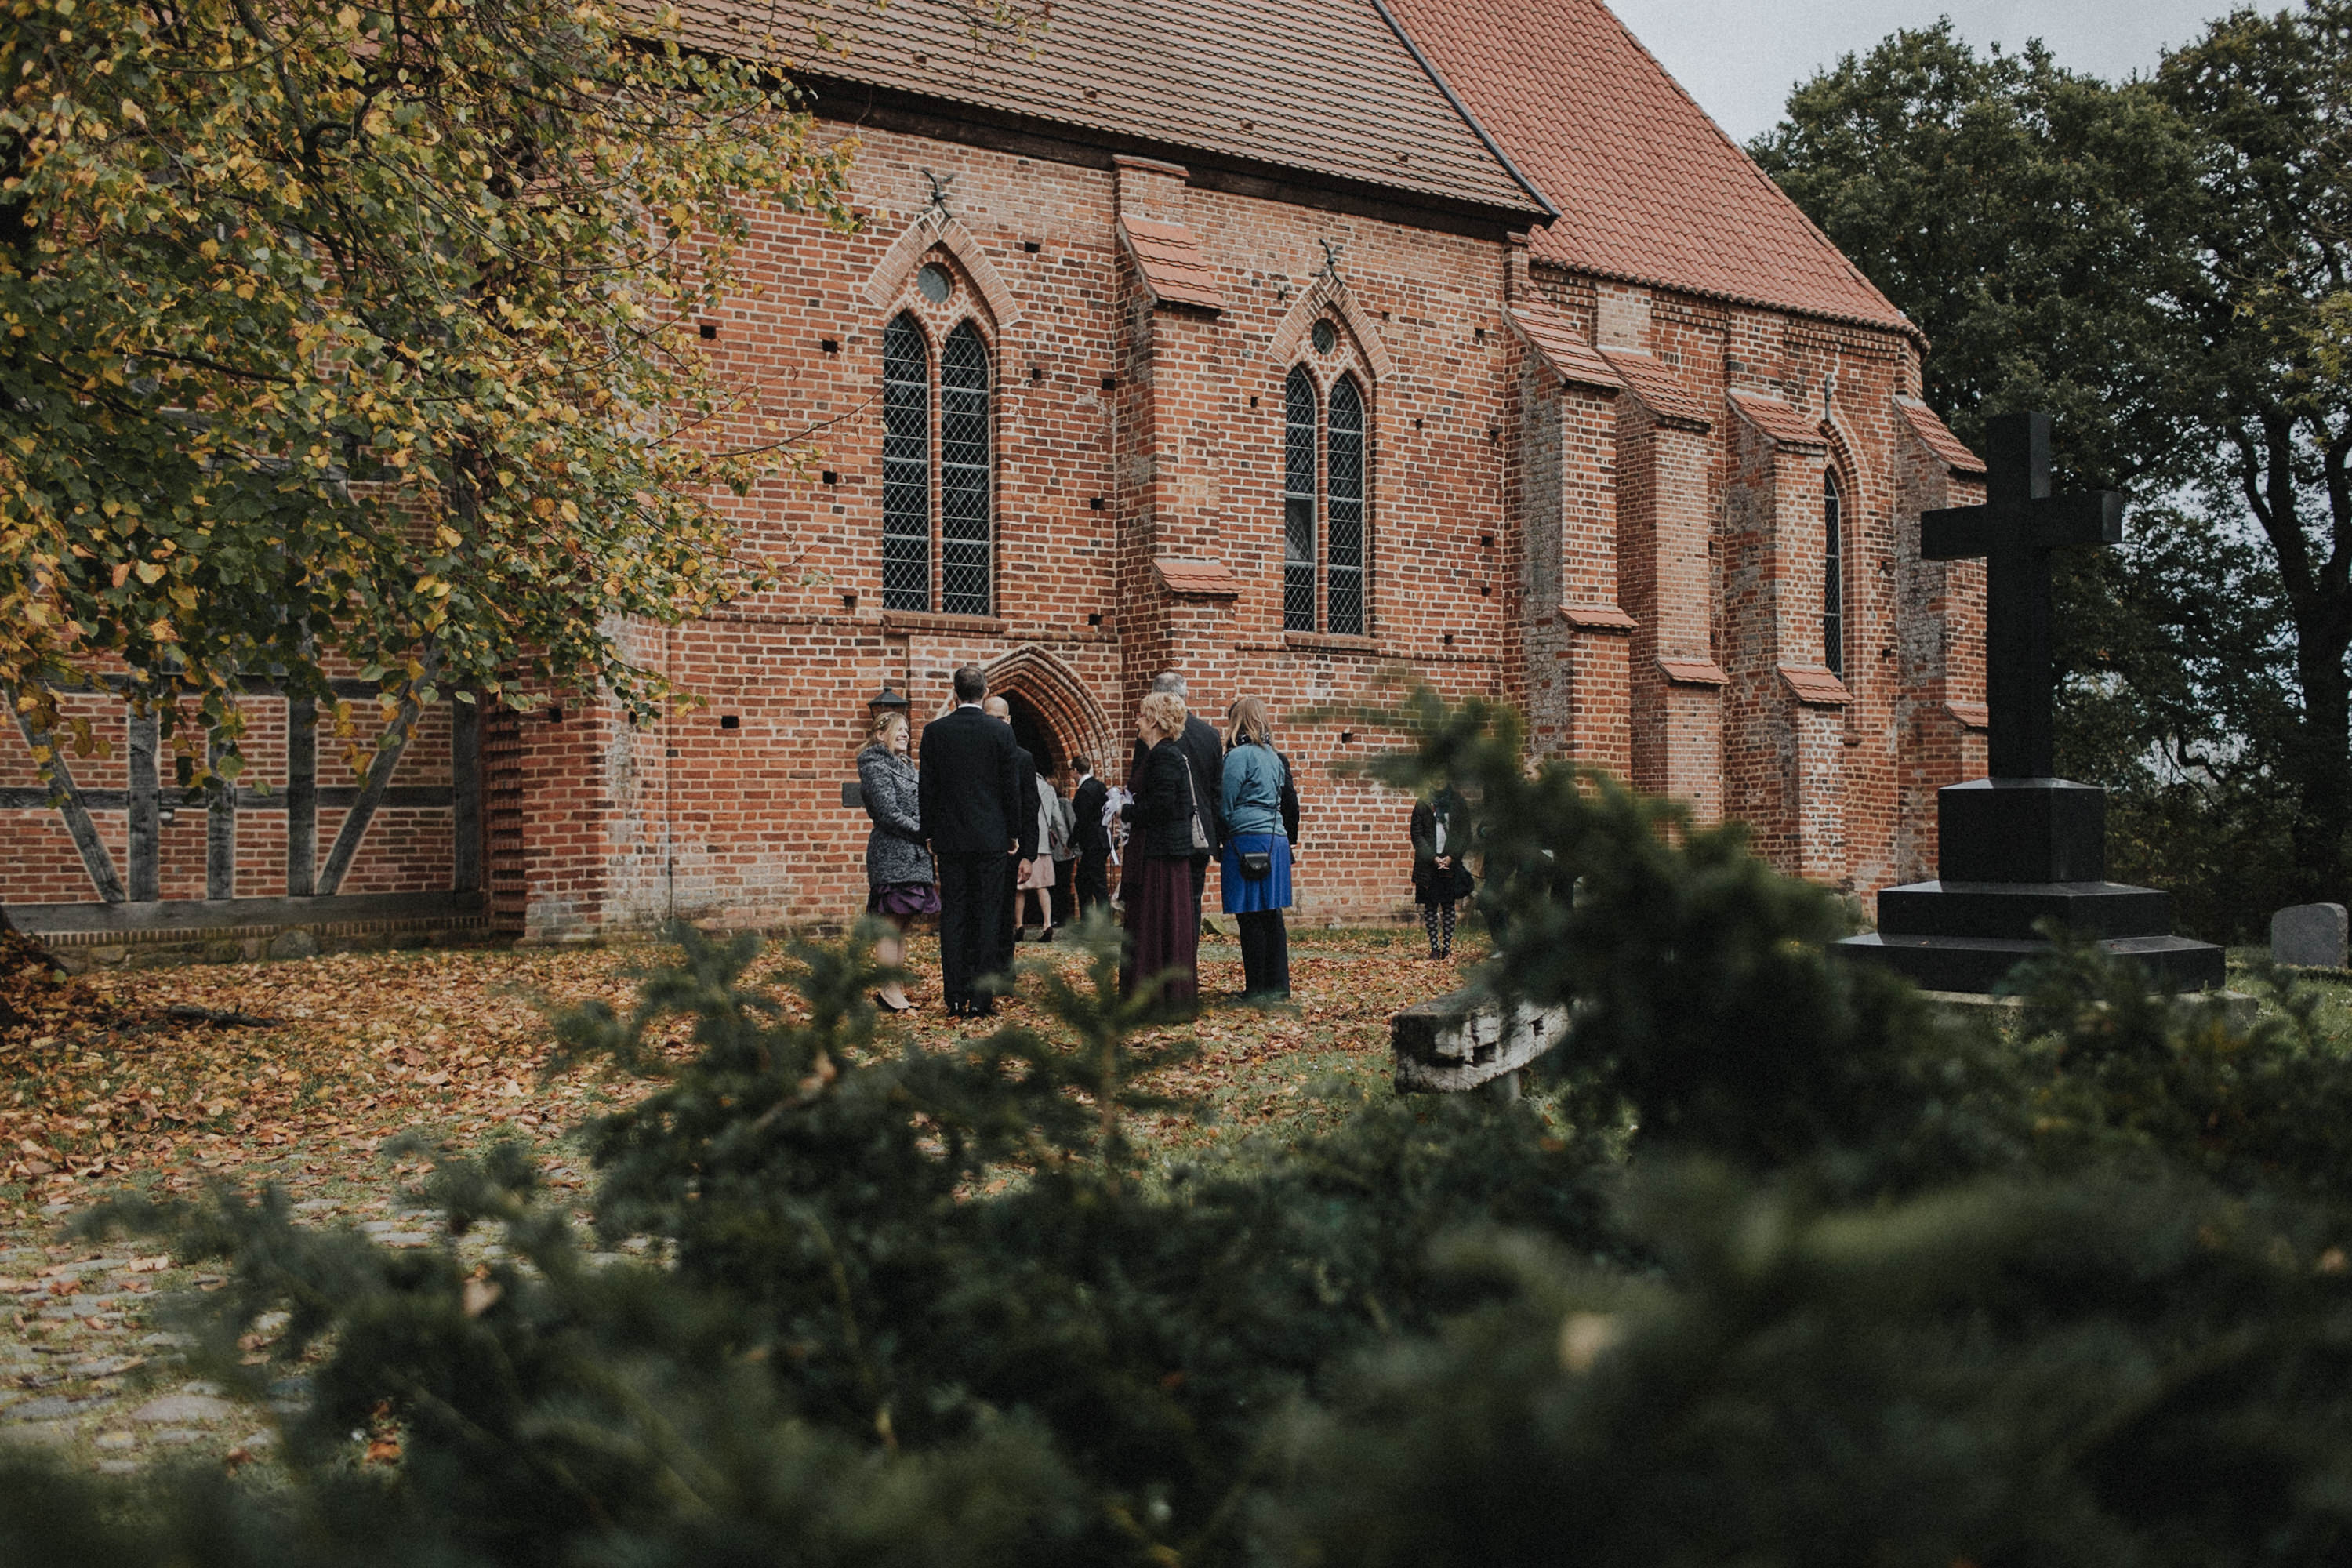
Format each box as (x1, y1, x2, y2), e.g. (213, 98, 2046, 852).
(1368, 0, 1559, 220)
(674, 0, 1554, 223)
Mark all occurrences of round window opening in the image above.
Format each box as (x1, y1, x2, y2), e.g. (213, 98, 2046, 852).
(1311, 319, 1338, 354)
(916, 263, 954, 305)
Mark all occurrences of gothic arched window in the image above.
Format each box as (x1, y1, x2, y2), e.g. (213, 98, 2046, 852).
(880, 312, 931, 612)
(939, 321, 993, 617)
(1327, 376, 1367, 637)
(877, 312, 994, 616)
(1823, 469, 1846, 678)
(1281, 360, 1373, 635)
(1283, 367, 1319, 632)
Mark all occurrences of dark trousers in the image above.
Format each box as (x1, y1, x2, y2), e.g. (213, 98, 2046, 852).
(996, 855, 1025, 980)
(1237, 910, 1290, 998)
(1049, 863, 1077, 927)
(1076, 852, 1110, 920)
(1190, 855, 1210, 927)
(938, 851, 1007, 1007)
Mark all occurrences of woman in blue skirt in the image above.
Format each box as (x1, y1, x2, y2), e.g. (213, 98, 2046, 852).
(1218, 696, 1293, 1000)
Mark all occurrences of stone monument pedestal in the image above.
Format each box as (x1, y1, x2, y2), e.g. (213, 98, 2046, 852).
(1838, 776, 2224, 993)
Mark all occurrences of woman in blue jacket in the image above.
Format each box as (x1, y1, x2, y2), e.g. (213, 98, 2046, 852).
(1219, 696, 1293, 1000)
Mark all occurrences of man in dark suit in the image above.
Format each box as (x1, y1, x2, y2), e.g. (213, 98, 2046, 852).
(1125, 670, 1225, 916)
(1069, 755, 1111, 920)
(919, 666, 1025, 1018)
(982, 695, 1040, 981)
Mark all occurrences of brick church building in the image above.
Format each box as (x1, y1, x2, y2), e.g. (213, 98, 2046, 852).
(0, 0, 1991, 957)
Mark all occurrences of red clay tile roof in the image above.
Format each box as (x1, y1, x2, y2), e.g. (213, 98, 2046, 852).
(1119, 217, 1225, 312)
(1727, 389, 1828, 452)
(1657, 656, 1727, 686)
(1561, 602, 1637, 630)
(1154, 556, 1243, 597)
(665, 0, 1548, 220)
(1507, 298, 1623, 394)
(1896, 397, 1987, 476)
(1947, 701, 1990, 731)
(1384, 0, 1916, 337)
(1778, 663, 1853, 706)
(1595, 347, 1711, 431)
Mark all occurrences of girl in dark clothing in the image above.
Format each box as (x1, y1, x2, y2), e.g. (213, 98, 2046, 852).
(1410, 785, 1476, 960)
(1119, 690, 1204, 1017)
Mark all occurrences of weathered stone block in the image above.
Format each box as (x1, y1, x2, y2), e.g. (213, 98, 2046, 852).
(1392, 985, 1569, 1094)
(266, 927, 321, 961)
(2272, 902, 2349, 969)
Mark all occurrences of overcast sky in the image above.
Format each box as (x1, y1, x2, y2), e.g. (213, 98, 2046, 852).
(1606, 0, 2237, 145)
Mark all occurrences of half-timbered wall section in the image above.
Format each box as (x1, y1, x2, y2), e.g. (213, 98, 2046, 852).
(0, 0, 1990, 944)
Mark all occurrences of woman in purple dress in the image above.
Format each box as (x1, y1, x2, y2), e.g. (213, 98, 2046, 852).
(858, 710, 938, 1012)
(1119, 690, 1204, 1018)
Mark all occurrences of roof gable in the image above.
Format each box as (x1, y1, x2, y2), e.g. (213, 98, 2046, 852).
(665, 0, 1549, 220)
(1384, 0, 1915, 336)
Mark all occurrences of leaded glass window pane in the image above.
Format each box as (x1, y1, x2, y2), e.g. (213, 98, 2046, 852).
(941, 322, 992, 618)
(1327, 376, 1367, 637)
(881, 314, 930, 612)
(1823, 470, 1845, 678)
(1283, 366, 1317, 633)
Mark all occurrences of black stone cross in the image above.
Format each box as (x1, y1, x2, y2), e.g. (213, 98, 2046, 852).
(1921, 411, 2123, 779)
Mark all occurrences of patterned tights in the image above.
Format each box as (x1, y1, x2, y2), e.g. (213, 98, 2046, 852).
(1420, 899, 1456, 957)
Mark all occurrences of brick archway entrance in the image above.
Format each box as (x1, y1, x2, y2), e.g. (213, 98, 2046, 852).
(1000, 691, 1065, 783)
(979, 645, 1115, 786)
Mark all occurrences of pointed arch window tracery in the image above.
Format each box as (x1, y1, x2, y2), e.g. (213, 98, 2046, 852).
(1283, 367, 1319, 632)
(878, 272, 994, 616)
(1280, 349, 1372, 637)
(939, 321, 993, 617)
(1327, 376, 1367, 637)
(881, 314, 931, 612)
(1823, 468, 1846, 679)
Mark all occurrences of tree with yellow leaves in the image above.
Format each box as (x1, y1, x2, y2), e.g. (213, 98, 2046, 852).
(0, 0, 857, 781)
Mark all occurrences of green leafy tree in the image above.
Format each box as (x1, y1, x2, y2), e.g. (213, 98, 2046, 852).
(0, 0, 855, 775)
(1751, 7, 2352, 923)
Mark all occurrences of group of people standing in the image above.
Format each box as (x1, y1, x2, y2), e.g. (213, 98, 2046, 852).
(1120, 678, 1299, 1014)
(860, 666, 1116, 1018)
(855, 664, 1298, 1021)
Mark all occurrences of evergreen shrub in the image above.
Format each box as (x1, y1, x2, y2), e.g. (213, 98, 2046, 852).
(9, 691, 2352, 1565)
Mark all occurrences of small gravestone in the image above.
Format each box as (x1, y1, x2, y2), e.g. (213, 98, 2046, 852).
(2272, 903, 2349, 969)
(1392, 987, 1569, 1095)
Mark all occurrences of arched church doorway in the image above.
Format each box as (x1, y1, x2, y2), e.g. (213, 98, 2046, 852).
(977, 645, 1116, 794)
(1000, 691, 1067, 786)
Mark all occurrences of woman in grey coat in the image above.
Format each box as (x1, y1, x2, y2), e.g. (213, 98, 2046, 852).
(858, 710, 937, 1012)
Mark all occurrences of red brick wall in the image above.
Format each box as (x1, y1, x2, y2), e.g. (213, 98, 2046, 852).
(1894, 409, 1991, 884)
(0, 116, 1987, 931)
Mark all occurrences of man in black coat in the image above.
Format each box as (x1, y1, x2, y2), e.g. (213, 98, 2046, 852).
(1126, 671, 1224, 915)
(919, 666, 1025, 1018)
(1069, 755, 1111, 920)
(982, 695, 1040, 981)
